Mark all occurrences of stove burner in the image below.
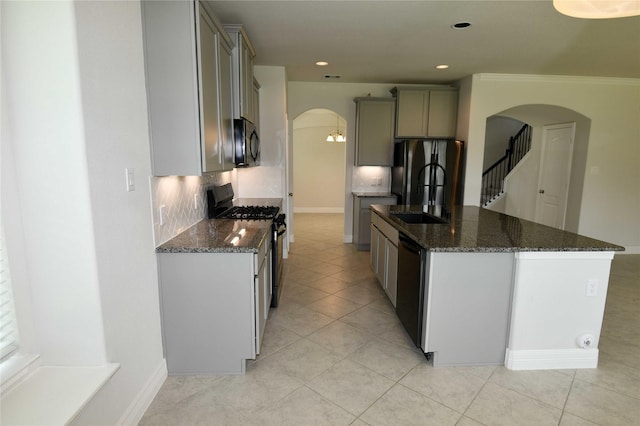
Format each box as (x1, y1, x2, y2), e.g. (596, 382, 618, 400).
(217, 205, 279, 220)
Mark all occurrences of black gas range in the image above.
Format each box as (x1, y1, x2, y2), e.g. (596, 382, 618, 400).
(207, 183, 286, 307)
(216, 205, 280, 221)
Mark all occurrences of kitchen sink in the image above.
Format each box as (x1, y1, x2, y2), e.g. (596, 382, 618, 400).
(391, 212, 448, 225)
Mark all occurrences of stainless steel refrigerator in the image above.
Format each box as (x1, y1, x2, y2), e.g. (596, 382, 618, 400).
(391, 139, 465, 216)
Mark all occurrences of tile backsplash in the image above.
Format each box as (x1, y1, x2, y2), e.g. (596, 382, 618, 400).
(352, 166, 391, 192)
(150, 170, 236, 246)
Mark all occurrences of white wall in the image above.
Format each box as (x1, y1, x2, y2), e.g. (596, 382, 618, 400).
(462, 74, 640, 251)
(287, 82, 399, 240)
(2, 1, 167, 424)
(2, 0, 107, 367)
(502, 152, 540, 221)
(483, 116, 526, 169)
(292, 110, 346, 212)
(236, 66, 288, 199)
(490, 105, 591, 233)
(507, 252, 613, 370)
(71, 3, 166, 422)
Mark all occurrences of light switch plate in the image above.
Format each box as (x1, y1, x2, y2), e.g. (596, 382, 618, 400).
(125, 168, 135, 192)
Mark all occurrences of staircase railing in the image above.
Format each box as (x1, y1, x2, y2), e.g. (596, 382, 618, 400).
(481, 124, 532, 206)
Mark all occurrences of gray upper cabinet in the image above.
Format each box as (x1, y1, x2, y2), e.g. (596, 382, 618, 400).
(252, 78, 261, 134)
(354, 97, 396, 166)
(391, 87, 458, 139)
(224, 25, 256, 123)
(198, 9, 222, 172)
(218, 36, 235, 171)
(141, 1, 233, 176)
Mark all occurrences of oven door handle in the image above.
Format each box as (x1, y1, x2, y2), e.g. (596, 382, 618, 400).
(274, 214, 287, 236)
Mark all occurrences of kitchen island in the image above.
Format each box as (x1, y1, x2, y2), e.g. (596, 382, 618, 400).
(370, 204, 624, 370)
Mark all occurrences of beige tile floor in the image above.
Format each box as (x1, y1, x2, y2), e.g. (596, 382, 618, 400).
(140, 213, 640, 426)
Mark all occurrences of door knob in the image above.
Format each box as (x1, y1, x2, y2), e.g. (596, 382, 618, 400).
(539, 189, 545, 194)
(288, 193, 293, 196)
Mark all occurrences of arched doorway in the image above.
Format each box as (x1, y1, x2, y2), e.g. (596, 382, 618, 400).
(482, 104, 591, 233)
(291, 109, 347, 214)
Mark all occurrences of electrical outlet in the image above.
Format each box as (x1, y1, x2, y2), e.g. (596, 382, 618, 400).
(586, 278, 598, 297)
(159, 205, 166, 226)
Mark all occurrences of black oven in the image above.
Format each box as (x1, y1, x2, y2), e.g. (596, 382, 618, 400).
(207, 184, 286, 307)
(271, 214, 286, 307)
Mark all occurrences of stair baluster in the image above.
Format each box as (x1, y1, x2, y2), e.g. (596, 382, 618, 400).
(481, 124, 531, 206)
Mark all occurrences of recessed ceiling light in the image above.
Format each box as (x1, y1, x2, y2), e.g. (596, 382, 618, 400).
(315, 61, 329, 66)
(451, 22, 472, 29)
(435, 64, 449, 70)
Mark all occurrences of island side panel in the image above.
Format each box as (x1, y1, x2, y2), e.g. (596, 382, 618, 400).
(424, 252, 514, 367)
(158, 252, 255, 374)
(506, 251, 614, 370)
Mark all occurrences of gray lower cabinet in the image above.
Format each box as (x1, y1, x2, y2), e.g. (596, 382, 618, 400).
(353, 195, 396, 250)
(371, 225, 384, 282)
(255, 236, 271, 353)
(370, 213, 398, 306)
(157, 237, 271, 374)
(422, 252, 514, 367)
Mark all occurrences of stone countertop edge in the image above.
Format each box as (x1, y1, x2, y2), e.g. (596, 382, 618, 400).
(352, 192, 396, 198)
(156, 198, 282, 254)
(370, 204, 625, 253)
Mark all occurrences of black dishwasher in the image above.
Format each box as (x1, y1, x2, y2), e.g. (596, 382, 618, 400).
(396, 234, 426, 349)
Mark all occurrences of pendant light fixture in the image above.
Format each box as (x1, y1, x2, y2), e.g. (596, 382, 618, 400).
(553, 0, 640, 18)
(326, 114, 346, 143)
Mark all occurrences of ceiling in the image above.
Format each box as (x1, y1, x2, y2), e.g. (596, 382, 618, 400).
(210, 0, 640, 84)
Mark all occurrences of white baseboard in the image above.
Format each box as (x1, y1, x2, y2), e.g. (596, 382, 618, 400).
(118, 358, 167, 426)
(293, 207, 344, 213)
(505, 348, 598, 370)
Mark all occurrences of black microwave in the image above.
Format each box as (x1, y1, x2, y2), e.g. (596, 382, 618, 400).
(234, 117, 260, 167)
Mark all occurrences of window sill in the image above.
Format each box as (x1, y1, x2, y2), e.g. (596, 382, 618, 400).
(1, 363, 119, 425)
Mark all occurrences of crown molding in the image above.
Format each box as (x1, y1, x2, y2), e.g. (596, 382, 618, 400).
(473, 73, 640, 86)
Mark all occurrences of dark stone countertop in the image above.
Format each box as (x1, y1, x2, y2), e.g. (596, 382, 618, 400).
(371, 205, 625, 253)
(352, 192, 396, 198)
(156, 198, 281, 254)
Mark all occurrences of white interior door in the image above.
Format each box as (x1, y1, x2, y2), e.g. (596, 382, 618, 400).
(535, 123, 575, 229)
(286, 114, 294, 247)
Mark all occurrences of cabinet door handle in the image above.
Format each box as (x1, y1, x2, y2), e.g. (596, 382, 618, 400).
(539, 189, 545, 194)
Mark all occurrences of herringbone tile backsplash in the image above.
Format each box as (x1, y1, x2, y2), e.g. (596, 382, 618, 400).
(150, 171, 236, 246)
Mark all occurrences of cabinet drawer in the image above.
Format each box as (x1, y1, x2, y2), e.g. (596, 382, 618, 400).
(254, 232, 271, 271)
(372, 213, 398, 245)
